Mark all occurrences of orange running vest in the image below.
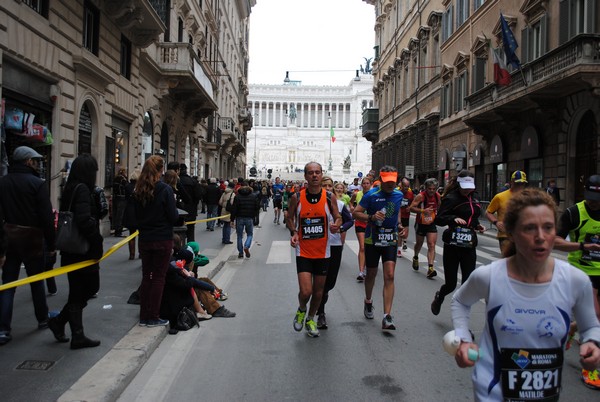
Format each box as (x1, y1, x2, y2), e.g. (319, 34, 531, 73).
(295, 188, 332, 259)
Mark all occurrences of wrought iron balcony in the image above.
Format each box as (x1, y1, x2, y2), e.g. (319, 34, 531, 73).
(464, 34, 600, 127)
(361, 108, 379, 143)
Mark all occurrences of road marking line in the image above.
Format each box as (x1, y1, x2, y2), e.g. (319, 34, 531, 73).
(266, 241, 292, 264)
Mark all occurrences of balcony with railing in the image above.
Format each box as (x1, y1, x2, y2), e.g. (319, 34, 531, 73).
(105, 0, 165, 47)
(464, 34, 600, 127)
(143, 42, 218, 119)
(361, 108, 380, 143)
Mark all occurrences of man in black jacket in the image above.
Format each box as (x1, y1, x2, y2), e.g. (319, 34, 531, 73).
(230, 183, 260, 258)
(205, 178, 222, 231)
(0, 146, 55, 345)
(179, 164, 202, 241)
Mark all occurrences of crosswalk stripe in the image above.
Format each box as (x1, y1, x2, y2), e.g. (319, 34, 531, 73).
(266, 241, 293, 264)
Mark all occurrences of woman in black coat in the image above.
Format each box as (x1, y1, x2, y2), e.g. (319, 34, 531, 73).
(48, 154, 103, 349)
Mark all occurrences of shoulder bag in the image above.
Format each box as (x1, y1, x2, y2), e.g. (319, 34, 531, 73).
(56, 183, 90, 255)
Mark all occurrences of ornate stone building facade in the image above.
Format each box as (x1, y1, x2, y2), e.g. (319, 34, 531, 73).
(364, 0, 599, 206)
(0, 0, 255, 219)
(363, 0, 443, 187)
(247, 76, 374, 182)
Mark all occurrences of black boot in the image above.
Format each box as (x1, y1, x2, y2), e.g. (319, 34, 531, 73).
(68, 306, 100, 350)
(48, 308, 69, 343)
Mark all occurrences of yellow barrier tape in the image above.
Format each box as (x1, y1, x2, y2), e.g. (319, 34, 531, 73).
(184, 214, 230, 225)
(0, 213, 232, 291)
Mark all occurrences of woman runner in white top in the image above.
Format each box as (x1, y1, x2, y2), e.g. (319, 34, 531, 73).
(451, 188, 600, 401)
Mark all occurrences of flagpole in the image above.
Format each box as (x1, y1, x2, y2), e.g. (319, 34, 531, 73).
(328, 113, 332, 171)
(519, 68, 527, 87)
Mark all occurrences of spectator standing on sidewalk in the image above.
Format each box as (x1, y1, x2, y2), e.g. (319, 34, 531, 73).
(546, 178, 560, 206)
(230, 183, 259, 259)
(112, 168, 128, 237)
(205, 178, 221, 231)
(218, 181, 235, 244)
(199, 179, 208, 214)
(0, 146, 55, 345)
(179, 164, 202, 242)
(48, 154, 104, 349)
(123, 168, 141, 260)
(133, 156, 179, 327)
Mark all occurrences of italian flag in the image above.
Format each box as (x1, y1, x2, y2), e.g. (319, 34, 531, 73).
(493, 47, 511, 86)
(330, 127, 336, 143)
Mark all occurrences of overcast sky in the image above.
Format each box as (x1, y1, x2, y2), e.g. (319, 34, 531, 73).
(248, 0, 376, 86)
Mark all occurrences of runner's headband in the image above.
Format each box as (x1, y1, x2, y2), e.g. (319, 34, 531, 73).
(380, 172, 398, 183)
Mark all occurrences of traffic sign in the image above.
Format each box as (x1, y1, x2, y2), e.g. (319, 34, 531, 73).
(357, 172, 363, 178)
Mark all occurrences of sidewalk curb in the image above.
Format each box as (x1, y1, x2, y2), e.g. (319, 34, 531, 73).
(57, 248, 231, 402)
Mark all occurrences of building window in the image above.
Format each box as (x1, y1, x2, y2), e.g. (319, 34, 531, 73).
(472, 57, 486, 92)
(442, 5, 454, 42)
(454, 71, 468, 112)
(432, 34, 440, 76)
(441, 82, 452, 119)
(559, 0, 596, 44)
(522, 15, 547, 63)
(420, 45, 428, 84)
(456, 0, 470, 28)
(23, 0, 49, 18)
(120, 35, 131, 79)
(178, 18, 184, 42)
(83, 0, 100, 55)
(473, 0, 485, 11)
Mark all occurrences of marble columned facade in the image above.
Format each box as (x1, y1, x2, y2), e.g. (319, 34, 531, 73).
(247, 76, 374, 182)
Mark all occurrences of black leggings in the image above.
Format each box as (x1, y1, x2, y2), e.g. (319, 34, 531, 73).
(318, 245, 343, 314)
(438, 244, 476, 300)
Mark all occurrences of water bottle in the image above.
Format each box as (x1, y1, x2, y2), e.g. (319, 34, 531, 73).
(375, 207, 386, 226)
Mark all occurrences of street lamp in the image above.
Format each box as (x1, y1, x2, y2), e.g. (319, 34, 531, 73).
(253, 113, 258, 169)
(328, 113, 333, 171)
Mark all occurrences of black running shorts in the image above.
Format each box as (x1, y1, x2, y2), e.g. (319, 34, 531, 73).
(365, 244, 397, 267)
(416, 223, 437, 236)
(296, 256, 329, 276)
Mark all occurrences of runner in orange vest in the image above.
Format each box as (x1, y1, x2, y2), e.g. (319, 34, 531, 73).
(286, 162, 341, 338)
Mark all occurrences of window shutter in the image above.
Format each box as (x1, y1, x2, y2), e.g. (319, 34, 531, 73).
(453, 78, 459, 113)
(586, 0, 596, 33)
(559, 0, 569, 45)
(464, 71, 469, 109)
(540, 14, 548, 56)
(474, 58, 486, 91)
(521, 27, 530, 64)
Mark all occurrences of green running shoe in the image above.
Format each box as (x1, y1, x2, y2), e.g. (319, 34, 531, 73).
(293, 308, 306, 332)
(305, 319, 320, 337)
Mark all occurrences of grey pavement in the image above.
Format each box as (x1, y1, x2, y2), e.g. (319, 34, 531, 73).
(0, 213, 239, 402)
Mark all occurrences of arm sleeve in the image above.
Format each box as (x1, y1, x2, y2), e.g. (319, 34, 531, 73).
(557, 207, 577, 238)
(164, 186, 179, 225)
(73, 185, 98, 237)
(451, 264, 492, 341)
(37, 182, 56, 250)
(571, 268, 600, 343)
(340, 205, 354, 232)
(435, 197, 456, 226)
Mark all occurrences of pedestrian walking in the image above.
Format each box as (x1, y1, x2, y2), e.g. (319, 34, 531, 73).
(48, 154, 103, 349)
(230, 182, 259, 258)
(0, 146, 55, 345)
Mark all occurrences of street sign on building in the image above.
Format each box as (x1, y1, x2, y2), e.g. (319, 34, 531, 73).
(405, 165, 414, 180)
